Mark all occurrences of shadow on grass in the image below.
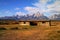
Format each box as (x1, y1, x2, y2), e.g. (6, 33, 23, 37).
(10, 27, 19, 30)
(0, 28, 7, 30)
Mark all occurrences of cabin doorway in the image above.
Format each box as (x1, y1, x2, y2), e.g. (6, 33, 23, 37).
(30, 22, 37, 26)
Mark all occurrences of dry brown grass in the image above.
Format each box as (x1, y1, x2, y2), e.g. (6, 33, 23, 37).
(0, 26, 60, 40)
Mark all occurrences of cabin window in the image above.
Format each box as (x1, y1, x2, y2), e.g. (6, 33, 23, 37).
(42, 22, 46, 24)
(30, 22, 37, 26)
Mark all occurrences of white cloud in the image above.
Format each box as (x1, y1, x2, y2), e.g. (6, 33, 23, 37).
(15, 0, 60, 17)
(1, 10, 14, 16)
(15, 8, 20, 10)
(25, 7, 40, 13)
(24, 0, 50, 16)
(33, 0, 60, 16)
(24, 6, 44, 16)
(5, 10, 10, 13)
(15, 12, 25, 16)
(46, 0, 60, 15)
(25, 7, 39, 15)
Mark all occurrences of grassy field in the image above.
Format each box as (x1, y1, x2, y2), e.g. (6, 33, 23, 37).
(0, 26, 60, 40)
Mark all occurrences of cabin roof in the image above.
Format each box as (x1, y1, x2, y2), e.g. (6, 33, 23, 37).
(19, 20, 50, 22)
(0, 19, 60, 22)
(50, 20, 60, 21)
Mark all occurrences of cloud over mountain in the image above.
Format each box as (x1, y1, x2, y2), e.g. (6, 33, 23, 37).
(15, 12, 25, 16)
(15, 0, 60, 17)
(33, 0, 60, 16)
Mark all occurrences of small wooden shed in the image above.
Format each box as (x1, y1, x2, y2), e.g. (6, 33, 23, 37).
(50, 20, 60, 26)
(19, 20, 50, 26)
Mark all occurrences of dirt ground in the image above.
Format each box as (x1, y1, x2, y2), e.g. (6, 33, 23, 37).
(0, 26, 60, 40)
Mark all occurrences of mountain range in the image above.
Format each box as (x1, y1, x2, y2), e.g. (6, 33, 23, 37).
(0, 13, 60, 20)
(50, 14, 60, 20)
(0, 13, 49, 21)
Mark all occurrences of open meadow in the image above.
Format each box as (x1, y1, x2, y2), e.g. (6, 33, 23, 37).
(0, 25, 60, 40)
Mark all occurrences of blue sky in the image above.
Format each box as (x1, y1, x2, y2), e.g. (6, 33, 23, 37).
(0, 0, 37, 16)
(0, 0, 60, 17)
